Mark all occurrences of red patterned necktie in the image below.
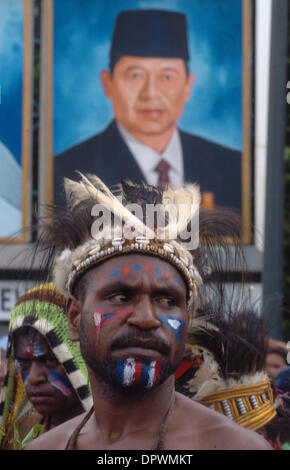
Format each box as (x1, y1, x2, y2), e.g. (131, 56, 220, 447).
(154, 159, 170, 185)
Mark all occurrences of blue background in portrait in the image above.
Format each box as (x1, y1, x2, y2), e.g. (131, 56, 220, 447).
(0, 0, 23, 165)
(53, 0, 242, 156)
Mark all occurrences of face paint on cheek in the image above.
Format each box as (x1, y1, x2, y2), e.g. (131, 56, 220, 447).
(159, 316, 186, 342)
(93, 309, 133, 330)
(21, 370, 29, 386)
(94, 311, 103, 331)
(48, 370, 72, 397)
(117, 358, 161, 388)
(93, 310, 104, 344)
(102, 309, 133, 327)
(93, 309, 134, 344)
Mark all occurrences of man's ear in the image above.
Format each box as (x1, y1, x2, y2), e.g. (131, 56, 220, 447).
(66, 296, 82, 342)
(184, 73, 195, 103)
(100, 70, 113, 100)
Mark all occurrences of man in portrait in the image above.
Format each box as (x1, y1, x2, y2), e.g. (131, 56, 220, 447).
(54, 9, 241, 210)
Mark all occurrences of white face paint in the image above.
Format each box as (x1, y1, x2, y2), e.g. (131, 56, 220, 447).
(94, 312, 102, 329)
(167, 318, 182, 331)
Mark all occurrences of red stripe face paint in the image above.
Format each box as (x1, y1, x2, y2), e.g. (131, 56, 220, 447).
(23, 341, 46, 358)
(93, 309, 134, 340)
(134, 360, 143, 385)
(23, 345, 34, 358)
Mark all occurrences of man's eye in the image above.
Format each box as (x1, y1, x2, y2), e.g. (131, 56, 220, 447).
(46, 357, 59, 368)
(162, 73, 175, 81)
(126, 70, 141, 79)
(15, 359, 30, 369)
(157, 297, 176, 307)
(107, 293, 130, 303)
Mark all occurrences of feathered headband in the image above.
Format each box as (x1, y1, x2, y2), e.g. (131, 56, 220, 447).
(176, 310, 277, 431)
(52, 173, 202, 302)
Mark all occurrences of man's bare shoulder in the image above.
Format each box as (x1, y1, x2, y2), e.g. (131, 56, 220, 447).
(175, 393, 273, 450)
(24, 412, 86, 450)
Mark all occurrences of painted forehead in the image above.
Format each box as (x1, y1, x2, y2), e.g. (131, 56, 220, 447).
(14, 330, 49, 357)
(91, 254, 186, 289)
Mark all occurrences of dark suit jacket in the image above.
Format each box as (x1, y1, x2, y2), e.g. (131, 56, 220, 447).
(54, 120, 241, 211)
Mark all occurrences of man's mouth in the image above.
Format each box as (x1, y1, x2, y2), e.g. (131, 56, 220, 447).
(111, 337, 169, 358)
(138, 109, 164, 119)
(28, 392, 54, 404)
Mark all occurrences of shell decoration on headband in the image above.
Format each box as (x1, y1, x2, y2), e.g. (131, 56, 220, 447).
(53, 173, 202, 304)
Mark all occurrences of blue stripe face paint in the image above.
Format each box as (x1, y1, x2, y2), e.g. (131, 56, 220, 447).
(48, 370, 72, 397)
(159, 315, 186, 342)
(21, 370, 29, 386)
(20, 368, 72, 396)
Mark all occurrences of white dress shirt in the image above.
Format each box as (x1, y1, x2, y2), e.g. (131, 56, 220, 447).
(117, 123, 184, 186)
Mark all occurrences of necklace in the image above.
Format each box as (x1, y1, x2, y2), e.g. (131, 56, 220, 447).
(151, 392, 175, 450)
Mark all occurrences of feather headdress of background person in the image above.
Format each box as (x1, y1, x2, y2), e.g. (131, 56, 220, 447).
(0, 283, 92, 449)
(175, 304, 277, 435)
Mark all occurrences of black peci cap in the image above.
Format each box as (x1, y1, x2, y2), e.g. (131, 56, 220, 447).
(109, 9, 190, 70)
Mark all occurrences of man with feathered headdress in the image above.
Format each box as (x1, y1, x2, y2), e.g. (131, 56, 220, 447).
(26, 173, 270, 450)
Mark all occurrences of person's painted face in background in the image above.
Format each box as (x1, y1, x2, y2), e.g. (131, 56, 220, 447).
(101, 57, 194, 142)
(265, 352, 287, 380)
(14, 329, 79, 417)
(68, 254, 189, 392)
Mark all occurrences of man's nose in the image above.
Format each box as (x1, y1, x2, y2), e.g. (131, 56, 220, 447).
(26, 362, 47, 385)
(139, 75, 159, 100)
(127, 295, 161, 330)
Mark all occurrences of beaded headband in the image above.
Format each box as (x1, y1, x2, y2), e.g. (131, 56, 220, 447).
(199, 379, 276, 431)
(176, 315, 277, 432)
(74, 238, 200, 295)
(52, 173, 202, 302)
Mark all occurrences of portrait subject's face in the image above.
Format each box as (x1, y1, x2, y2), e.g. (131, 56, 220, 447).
(69, 253, 189, 392)
(101, 56, 194, 141)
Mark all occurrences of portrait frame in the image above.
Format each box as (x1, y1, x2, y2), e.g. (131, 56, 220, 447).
(0, 0, 33, 244)
(40, 0, 254, 245)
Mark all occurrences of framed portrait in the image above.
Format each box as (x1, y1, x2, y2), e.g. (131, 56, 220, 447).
(41, 0, 253, 243)
(0, 0, 33, 243)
